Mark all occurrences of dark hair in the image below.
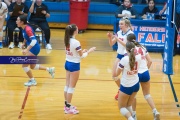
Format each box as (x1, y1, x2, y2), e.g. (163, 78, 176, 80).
(148, 0, 155, 4)
(18, 15, 27, 24)
(64, 24, 77, 47)
(126, 42, 136, 71)
(127, 33, 145, 49)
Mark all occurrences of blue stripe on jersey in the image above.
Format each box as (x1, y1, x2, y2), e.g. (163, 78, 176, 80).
(124, 53, 128, 56)
(76, 46, 81, 51)
(119, 63, 124, 68)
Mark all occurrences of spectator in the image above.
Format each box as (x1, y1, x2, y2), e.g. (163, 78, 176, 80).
(110, 0, 122, 6)
(138, 0, 148, 4)
(29, 0, 52, 50)
(141, 0, 158, 19)
(115, 0, 138, 19)
(7, 0, 29, 49)
(3, 0, 25, 6)
(159, 2, 167, 15)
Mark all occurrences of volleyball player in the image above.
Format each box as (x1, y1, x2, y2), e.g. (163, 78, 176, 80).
(16, 15, 55, 86)
(107, 18, 133, 100)
(127, 33, 160, 120)
(64, 24, 96, 114)
(115, 41, 141, 120)
(0, 0, 8, 48)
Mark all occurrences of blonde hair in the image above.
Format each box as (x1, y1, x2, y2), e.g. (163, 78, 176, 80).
(120, 18, 133, 31)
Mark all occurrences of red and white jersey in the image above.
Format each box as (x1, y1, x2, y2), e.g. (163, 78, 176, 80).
(116, 29, 133, 55)
(118, 54, 141, 87)
(0, 2, 7, 16)
(135, 46, 149, 73)
(65, 38, 82, 63)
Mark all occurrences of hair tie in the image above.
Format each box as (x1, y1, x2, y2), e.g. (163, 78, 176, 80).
(130, 48, 134, 52)
(68, 25, 72, 28)
(132, 39, 136, 42)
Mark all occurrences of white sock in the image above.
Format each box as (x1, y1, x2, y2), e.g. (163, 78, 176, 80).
(30, 78, 35, 81)
(46, 67, 49, 71)
(132, 111, 136, 116)
(128, 116, 134, 120)
(152, 108, 157, 113)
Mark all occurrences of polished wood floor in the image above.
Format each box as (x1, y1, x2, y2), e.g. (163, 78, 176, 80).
(0, 29, 180, 120)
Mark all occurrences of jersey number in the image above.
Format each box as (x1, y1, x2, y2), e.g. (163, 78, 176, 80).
(127, 62, 138, 75)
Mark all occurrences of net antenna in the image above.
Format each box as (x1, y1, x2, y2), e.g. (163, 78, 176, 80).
(171, 0, 178, 33)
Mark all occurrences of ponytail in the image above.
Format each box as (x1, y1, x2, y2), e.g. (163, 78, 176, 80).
(64, 24, 77, 47)
(129, 48, 135, 70)
(126, 42, 136, 70)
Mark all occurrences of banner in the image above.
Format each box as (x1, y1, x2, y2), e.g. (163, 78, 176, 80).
(132, 25, 166, 52)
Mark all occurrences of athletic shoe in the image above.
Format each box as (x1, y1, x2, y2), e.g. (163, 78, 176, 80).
(48, 67, 55, 78)
(46, 44, 52, 50)
(115, 91, 119, 100)
(132, 113, 137, 120)
(153, 111, 160, 120)
(24, 79, 37, 86)
(8, 42, 14, 49)
(64, 106, 79, 114)
(18, 42, 22, 48)
(64, 105, 77, 111)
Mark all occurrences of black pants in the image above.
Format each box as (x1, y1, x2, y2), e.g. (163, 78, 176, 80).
(7, 19, 23, 43)
(174, 13, 180, 54)
(29, 19, 50, 44)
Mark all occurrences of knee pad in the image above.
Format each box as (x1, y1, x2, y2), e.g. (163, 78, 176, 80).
(112, 76, 119, 81)
(64, 86, 68, 92)
(67, 87, 75, 93)
(23, 67, 30, 72)
(33, 64, 39, 70)
(0, 30, 3, 37)
(144, 94, 151, 100)
(120, 107, 129, 116)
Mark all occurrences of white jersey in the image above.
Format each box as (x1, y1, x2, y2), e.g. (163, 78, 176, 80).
(135, 46, 149, 73)
(0, 2, 7, 16)
(116, 29, 134, 55)
(118, 54, 141, 87)
(65, 38, 82, 63)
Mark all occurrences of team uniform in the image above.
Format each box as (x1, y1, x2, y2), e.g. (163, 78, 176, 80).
(116, 29, 134, 60)
(135, 46, 150, 82)
(0, 2, 8, 48)
(22, 25, 40, 55)
(0, 2, 7, 16)
(118, 53, 141, 95)
(65, 37, 81, 72)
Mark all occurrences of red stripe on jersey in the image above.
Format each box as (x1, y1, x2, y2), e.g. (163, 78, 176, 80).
(25, 26, 34, 37)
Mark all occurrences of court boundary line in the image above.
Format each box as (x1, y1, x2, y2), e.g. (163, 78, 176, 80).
(167, 74, 180, 116)
(18, 86, 31, 119)
(0, 76, 175, 84)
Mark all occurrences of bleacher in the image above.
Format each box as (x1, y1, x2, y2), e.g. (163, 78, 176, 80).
(24, 0, 164, 30)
